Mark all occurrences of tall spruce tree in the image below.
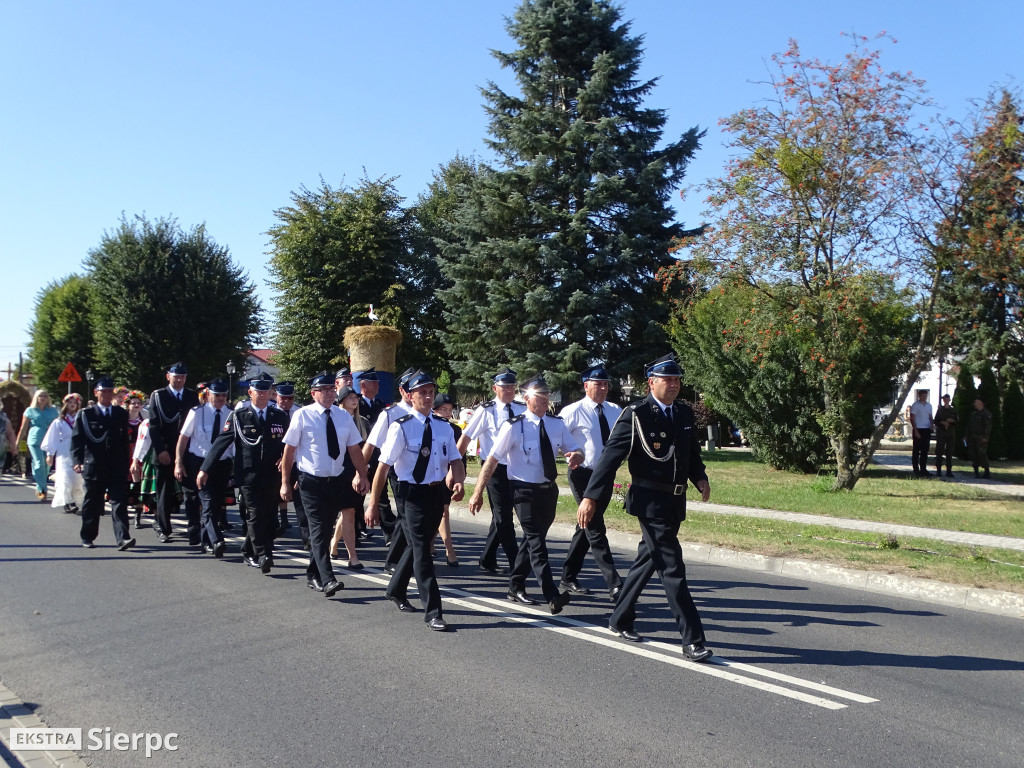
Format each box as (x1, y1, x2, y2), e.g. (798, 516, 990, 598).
(1002, 373, 1024, 460)
(976, 365, 1006, 460)
(438, 0, 702, 393)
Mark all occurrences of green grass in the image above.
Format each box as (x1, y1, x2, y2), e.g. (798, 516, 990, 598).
(465, 450, 1024, 595)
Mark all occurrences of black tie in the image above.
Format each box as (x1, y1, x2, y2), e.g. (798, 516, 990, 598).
(212, 409, 221, 439)
(325, 409, 340, 459)
(412, 417, 432, 483)
(596, 403, 610, 445)
(539, 419, 557, 482)
(505, 403, 514, 422)
(257, 409, 266, 429)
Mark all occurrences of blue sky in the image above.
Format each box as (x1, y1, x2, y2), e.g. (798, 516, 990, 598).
(1, 0, 1019, 374)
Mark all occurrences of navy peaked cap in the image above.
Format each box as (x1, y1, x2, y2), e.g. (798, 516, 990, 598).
(309, 371, 334, 389)
(275, 381, 295, 397)
(207, 378, 229, 394)
(581, 365, 610, 382)
(645, 354, 683, 378)
(167, 362, 188, 375)
(493, 368, 517, 385)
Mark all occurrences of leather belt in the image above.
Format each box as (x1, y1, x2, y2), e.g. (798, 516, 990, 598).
(632, 477, 686, 496)
(398, 480, 444, 488)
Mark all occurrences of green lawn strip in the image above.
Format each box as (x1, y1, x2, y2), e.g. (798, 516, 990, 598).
(547, 495, 1024, 594)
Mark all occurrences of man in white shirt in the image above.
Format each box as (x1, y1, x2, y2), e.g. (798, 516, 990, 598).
(281, 372, 369, 598)
(557, 365, 624, 599)
(469, 375, 583, 615)
(457, 368, 525, 574)
(175, 378, 233, 554)
(367, 370, 465, 631)
(908, 390, 934, 478)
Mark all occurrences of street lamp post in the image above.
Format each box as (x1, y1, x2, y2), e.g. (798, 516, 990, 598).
(226, 361, 236, 403)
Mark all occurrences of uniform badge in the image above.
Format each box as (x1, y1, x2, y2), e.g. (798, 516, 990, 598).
(653, 442, 661, 450)
(420, 447, 431, 457)
(660, 432, 666, 438)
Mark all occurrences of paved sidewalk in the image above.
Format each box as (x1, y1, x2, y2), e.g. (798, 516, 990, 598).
(871, 451, 1024, 497)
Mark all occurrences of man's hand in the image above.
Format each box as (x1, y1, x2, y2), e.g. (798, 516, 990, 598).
(695, 479, 711, 503)
(157, 450, 172, 466)
(450, 483, 465, 503)
(577, 498, 596, 528)
(364, 499, 380, 527)
(280, 482, 292, 502)
(196, 470, 208, 490)
(353, 474, 368, 495)
(468, 491, 483, 516)
(174, 462, 186, 482)
(566, 450, 584, 471)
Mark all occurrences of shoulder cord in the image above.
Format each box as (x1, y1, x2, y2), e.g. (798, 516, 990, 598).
(78, 411, 107, 445)
(235, 411, 263, 448)
(631, 410, 676, 466)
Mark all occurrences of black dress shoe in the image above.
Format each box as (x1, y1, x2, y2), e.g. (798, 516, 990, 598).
(559, 579, 591, 595)
(307, 577, 324, 592)
(609, 624, 643, 642)
(383, 564, 397, 575)
(259, 555, 272, 574)
(157, 533, 171, 543)
(330, 551, 341, 561)
(244, 556, 260, 568)
(446, 559, 459, 567)
(507, 588, 538, 606)
(478, 562, 502, 574)
(81, 540, 95, 549)
(212, 541, 226, 558)
(427, 617, 449, 631)
(385, 593, 418, 612)
(683, 642, 714, 662)
(118, 538, 137, 552)
(322, 580, 343, 597)
(609, 586, 622, 601)
(549, 592, 571, 614)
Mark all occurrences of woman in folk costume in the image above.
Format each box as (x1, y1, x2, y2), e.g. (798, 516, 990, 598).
(41, 393, 84, 513)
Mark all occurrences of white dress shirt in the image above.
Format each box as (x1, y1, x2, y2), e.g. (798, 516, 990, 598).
(462, 399, 526, 463)
(909, 400, 933, 430)
(282, 403, 363, 476)
(559, 396, 622, 470)
(366, 401, 412, 449)
(180, 404, 235, 459)
(489, 412, 579, 483)
(378, 412, 460, 484)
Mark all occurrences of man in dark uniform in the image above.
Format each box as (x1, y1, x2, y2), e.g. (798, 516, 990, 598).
(457, 368, 525, 574)
(366, 370, 466, 631)
(147, 362, 200, 543)
(354, 368, 385, 542)
(273, 381, 309, 548)
(72, 376, 135, 550)
(199, 376, 289, 574)
(578, 354, 714, 662)
(334, 367, 353, 400)
(933, 393, 958, 479)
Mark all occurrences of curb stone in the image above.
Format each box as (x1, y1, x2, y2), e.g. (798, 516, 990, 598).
(0, 681, 87, 768)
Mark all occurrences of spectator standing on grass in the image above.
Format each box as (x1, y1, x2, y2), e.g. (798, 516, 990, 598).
(933, 394, 957, 478)
(967, 398, 993, 479)
(908, 390, 934, 478)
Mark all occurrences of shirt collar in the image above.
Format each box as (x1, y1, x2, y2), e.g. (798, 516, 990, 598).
(524, 411, 543, 425)
(651, 395, 673, 412)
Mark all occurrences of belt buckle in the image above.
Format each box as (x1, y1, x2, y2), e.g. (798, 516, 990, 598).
(673, 484, 685, 496)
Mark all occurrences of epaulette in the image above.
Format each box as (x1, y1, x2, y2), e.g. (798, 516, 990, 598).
(396, 413, 415, 424)
(431, 414, 449, 422)
(482, 401, 497, 410)
(509, 413, 525, 424)
(385, 403, 402, 411)
(546, 414, 563, 420)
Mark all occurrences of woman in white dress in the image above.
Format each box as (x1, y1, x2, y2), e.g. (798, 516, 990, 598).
(41, 393, 84, 513)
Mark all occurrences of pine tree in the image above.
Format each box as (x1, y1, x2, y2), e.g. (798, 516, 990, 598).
(438, 0, 702, 393)
(952, 364, 978, 459)
(1002, 373, 1024, 460)
(976, 365, 1005, 460)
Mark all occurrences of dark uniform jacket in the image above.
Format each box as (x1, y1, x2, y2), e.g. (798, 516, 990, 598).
(201, 404, 289, 487)
(359, 396, 386, 426)
(584, 395, 707, 517)
(147, 387, 200, 457)
(71, 405, 131, 479)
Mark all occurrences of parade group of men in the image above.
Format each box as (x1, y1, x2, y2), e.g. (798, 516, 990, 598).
(65, 353, 715, 660)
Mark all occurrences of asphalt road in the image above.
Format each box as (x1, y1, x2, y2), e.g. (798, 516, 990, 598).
(1, 475, 1022, 767)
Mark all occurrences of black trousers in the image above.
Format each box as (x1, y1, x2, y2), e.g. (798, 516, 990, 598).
(280, 464, 309, 545)
(154, 462, 180, 535)
(180, 454, 204, 544)
(508, 480, 560, 602)
(387, 482, 446, 621)
(298, 472, 343, 583)
(382, 469, 407, 569)
(934, 430, 955, 472)
(609, 486, 706, 645)
(80, 471, 130, 546)
(911, 428, 932, 473)
(479, 463, 519, 569)
(239, 480, 278, 560)
(199, 458, 230, 547)
(561, 467, 622, 591)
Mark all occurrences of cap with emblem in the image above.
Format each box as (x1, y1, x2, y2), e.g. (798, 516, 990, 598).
(405, 370, 436, 391)
(309, 371, 334, 389)
(520, 375, 550, 396)
(207, 378, 229, 394)
(167, 362, 188, 375)
(359, 367, 379, 381)
(249, 374, 274, 392)
(334, 367, 351, 380)
(493, 367, 517, 385)
(433, 392, 455, 409)
(276, 381, 295, 397)
(644, 354, 683, 378)
(581, 365, 610, 382)
(94, 376, 116, 390)
(397, 367, 417, 390)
